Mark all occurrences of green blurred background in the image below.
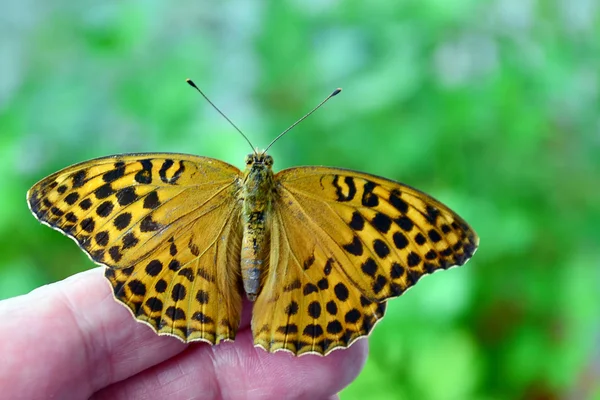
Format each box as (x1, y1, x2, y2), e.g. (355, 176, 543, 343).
(2, 1, 599, 399)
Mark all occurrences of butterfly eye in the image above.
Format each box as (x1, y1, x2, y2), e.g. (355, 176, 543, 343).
(245, 155, 254, 165)
(265, 155, 273, 166)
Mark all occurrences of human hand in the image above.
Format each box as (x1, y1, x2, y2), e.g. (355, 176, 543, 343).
(0, 267, 367, 399)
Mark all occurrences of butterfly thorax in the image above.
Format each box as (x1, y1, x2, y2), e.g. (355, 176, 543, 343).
(240, 152, 275, 301)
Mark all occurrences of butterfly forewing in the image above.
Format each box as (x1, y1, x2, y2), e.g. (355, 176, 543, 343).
(251, 166, 478, 355)
(28, 153, 245, 344)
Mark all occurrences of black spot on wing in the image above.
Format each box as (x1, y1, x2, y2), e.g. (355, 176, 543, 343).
(158, 159, 185, 184)
(155, 279, 167, 293)
(102, 162, 126, 183)
(285, 301, 299, 315)
(361, 180, 379, 207)
(122, 232, 139, 249)
(178, 268, 195, 282)
(308, 302, 321, 318)
(140, 215, 161, 232)
(428, 229, 442, 243)
(72, 170, 87, 188)
(196, 290, 209, 304)
(145, 260, 163, 276)
(188, 239, 200, 256)
(463, 241, 477, 258)
(128, 279, 146, 296)
(146, 297, 163, 312)
(113, 213, 132, 231)
(317, 278, 329, 290)
(407, 252, 421, 267)
(191, 311, 213, 324)
(425, 249, 438, 260)
(349, 211, 365, 231)
(95, 231, 109, 246)
(79, 198, 93, 211)
(343, 236, 363, 256)
(284, 279, 301, 292)
(372, 274, 388, 295)
(323, 258, 334, 276)
(116, 187, 138, 206)
(334, 283, 349, 301)
(135, 159, 153, 184)
(361, 258, 377, 278)
(170, 161, 185, 184)
(414, 233, 426, 245)
(277, 324, 298, 335)
(159, 159, 174, 183)
(109, 246, 122, 262)
(327, 320, 343, 334)
(80, 218, 95, 232)
(64, 192, 80, 205)
(333, 175, 357, 202)
(143, 191, 161, 209)
(396, 216, 414, 232)
(303, 254, 315, 270)
(390, 262, 405, 279)
(64, 212, 78, 223)
(393, 231, 409, 249)
(425, 205, 441, 224)
(372, 213, 392, 233)
(373, 239, 390, 258)
(303, 324, 323, 338)
(168, 259, 181, 271)
(303, 283, 318, 296)
(166, 306, 186, 321)
(326, 301, 338, 315)
(96, 201, 113, 217)
(171, 283, 187, 301)
(389, 189, 408, 213)
(344, 309, 361, 324)
(95, 184, 115, 199)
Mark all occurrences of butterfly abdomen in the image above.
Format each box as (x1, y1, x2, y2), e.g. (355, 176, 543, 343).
(240, 160, 275, 301)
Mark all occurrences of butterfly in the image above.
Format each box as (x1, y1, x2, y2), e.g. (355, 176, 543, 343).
(27, 82, 479, 356)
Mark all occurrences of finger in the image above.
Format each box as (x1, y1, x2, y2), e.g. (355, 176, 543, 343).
(0, 267, 188, 399)
(92, 327, 368, 399)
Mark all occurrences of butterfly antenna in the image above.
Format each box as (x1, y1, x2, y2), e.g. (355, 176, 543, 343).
(186, 79, 255, 152)
(264, 88, 342, 152)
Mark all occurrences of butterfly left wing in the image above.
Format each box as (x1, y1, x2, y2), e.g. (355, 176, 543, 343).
(27, 153, 245, 344)
(252, 166, 478, 355)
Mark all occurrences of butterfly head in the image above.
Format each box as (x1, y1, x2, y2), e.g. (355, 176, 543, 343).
(245, 152, 274, 169)
(243, 151, 275, 194)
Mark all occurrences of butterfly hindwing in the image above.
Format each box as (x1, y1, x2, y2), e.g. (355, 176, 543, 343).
(28, 153, 245, 344)
(252, 205, 387, 355)
(251, 166, 478, 355)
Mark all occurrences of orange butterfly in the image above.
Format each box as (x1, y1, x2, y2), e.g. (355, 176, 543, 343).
(27, 82, 478, 355)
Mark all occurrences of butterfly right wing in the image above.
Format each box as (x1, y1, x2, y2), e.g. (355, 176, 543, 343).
(252, 166, 478, 355)
(27, 153, 245, 344)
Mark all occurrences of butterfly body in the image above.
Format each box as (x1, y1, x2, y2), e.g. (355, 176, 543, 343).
(28, 151, 479, 356)
(240, 152, 275, 301)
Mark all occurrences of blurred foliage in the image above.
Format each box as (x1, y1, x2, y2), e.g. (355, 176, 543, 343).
(1, 0, 599, 399)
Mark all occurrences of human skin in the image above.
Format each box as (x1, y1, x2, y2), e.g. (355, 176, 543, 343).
(0, 267, 367, 400)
